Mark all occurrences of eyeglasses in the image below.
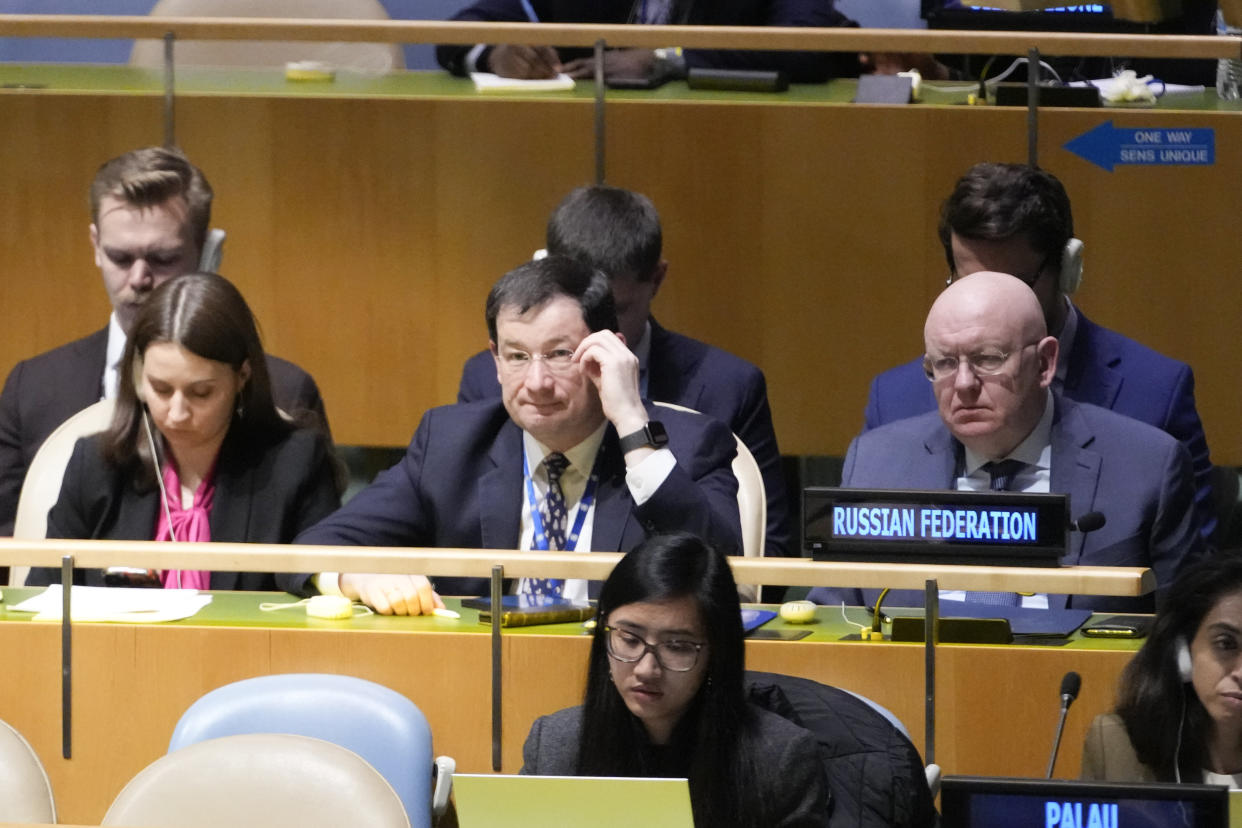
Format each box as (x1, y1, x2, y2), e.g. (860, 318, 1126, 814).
(923, 342, 1038, 382)
(605, 625, 704, 672)
(498, 347, 577, 374)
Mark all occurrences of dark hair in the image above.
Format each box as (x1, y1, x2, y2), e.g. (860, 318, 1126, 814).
(1115, 556, 1242, 780)
(938, 162, 1073, 277)
(89, 146, 213, 252)
(546, 185, 662, 282)
(485, 256, 618, 342)
(104, 272, 292, 489)
(576, 533, 762, 827)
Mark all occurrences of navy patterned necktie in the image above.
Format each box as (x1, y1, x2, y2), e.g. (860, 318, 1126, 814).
(966, 459, 1027, 606)
(526, 453, 570, 598)
(984, 458, 1026, 492)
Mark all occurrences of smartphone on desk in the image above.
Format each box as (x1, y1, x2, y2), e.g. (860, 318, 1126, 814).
(1081, 615, 1153, 639)
(605, 73, 672, 90)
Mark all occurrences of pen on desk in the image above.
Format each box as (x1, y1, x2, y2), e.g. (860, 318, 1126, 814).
(433, 608, 461, 619)
(519, 0, 540, 22)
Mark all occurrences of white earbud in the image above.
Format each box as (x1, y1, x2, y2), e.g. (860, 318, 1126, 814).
(1176, 636, 1193, 683)
(1059, 237, 1084, 294)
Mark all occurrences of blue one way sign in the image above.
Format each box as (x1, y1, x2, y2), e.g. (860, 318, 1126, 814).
(1063, 121, 1215, 171)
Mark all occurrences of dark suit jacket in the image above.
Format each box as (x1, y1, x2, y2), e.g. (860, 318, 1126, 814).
(294, 399, 740, 597)
(811, 396, 1204, 612)
(458, 320, 791, 558)
(0, 327, 328, 536)
(861, 310, 1214, 542)
(435, 0, 860, 83)
(521, 704, 828, 827)
(26, 426, 340, 592)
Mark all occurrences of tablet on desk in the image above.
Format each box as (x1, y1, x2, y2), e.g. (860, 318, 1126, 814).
(453, 774, 693, 828)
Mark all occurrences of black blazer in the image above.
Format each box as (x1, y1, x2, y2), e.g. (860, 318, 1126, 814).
(27, 426, 340, 592)
(521, 704, 829, 827)
(0, 327, 328, 536)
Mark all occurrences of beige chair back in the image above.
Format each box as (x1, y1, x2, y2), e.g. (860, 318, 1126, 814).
(103, 733, 411, 828)
(129, 0, 405, 72)
(0, 718, 56, 823)
(653, 401, 766, 602)
(12, 398, 115, 585)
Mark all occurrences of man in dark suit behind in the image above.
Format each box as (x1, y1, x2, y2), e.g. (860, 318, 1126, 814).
(435, 0, 860, 83)
(814, 271, 1203, 612)
(457, 185, 789, 560)
(862, 162, 1214, 542)
(0, 147, 327, 540)
(297, 256, 740, 615)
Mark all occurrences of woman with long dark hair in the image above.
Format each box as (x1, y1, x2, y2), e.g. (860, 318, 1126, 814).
(521, 532, 827, 827)
(1082, 555, 1242, 785)
(28, 272, 339, 591)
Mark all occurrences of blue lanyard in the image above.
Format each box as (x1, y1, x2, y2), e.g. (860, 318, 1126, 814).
(523, 449, 600, 552)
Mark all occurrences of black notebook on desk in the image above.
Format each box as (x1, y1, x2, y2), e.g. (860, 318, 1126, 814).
(882, 602, 1092, 637)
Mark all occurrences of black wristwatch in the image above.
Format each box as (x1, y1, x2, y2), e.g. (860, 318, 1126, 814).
(618, 421, 669, 454)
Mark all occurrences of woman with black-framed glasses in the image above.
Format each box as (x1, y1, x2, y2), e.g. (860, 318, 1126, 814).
(520, 532, 828, 827)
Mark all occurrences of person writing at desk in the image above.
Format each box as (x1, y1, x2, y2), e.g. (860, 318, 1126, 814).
(435, 0, 862, 83)
(521, 532, 828, 827)
(28, 272, 340, 591)
(1083, 556, 1242, 786)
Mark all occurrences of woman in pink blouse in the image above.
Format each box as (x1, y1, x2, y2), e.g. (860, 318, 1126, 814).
(29, 272, 339, 592)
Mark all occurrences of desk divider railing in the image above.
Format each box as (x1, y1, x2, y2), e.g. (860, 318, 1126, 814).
(0, 12, 1206, 765)
(2, 15, 1240, 175)
(0, 538, 1150, 766)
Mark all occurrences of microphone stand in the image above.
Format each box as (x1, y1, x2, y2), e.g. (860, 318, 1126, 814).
(1046, 702, 1070, 778)
(1046, 674, 1080, 779)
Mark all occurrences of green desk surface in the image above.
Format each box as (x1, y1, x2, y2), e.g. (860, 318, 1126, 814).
(1, 63, 1239, 111)
(0, 586, 1145, 651)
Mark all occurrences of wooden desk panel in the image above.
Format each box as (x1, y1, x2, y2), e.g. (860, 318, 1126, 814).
(2, 71, 1240, 461)
(0, 621, 491, 825)
(0, 596, 1138, 823)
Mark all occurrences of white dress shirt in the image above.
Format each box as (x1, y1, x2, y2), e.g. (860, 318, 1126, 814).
(102, 313, 127, 400)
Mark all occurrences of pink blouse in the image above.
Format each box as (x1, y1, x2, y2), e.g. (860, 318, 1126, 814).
(154, 461, 215, 590)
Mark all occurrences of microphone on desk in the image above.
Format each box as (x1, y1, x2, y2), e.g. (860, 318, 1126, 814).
(1070, 512, 1106, 533)
(1045, 670, 1082, 778)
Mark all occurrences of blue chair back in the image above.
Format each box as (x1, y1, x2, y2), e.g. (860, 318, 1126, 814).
(168, 674, 432, 828)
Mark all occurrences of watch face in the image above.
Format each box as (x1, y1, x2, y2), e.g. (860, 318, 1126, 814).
(647, 420, 669, 446)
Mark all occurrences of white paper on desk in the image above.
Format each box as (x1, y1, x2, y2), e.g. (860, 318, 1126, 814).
(470, 71, 574, 93)
(10, 585, 212, 622)
(1070, 78, 1206, 98)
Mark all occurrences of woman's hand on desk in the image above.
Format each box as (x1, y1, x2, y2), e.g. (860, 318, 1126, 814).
(339, 573, 444, 616)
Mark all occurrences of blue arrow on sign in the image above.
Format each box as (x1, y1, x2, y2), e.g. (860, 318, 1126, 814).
(1063, 121, 1215, 172)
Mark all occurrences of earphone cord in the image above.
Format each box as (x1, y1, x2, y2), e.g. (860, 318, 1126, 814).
(1174, 686, 1186, 784)
(1173, 686, 1193, 823)
(142, 407, 182, 589)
